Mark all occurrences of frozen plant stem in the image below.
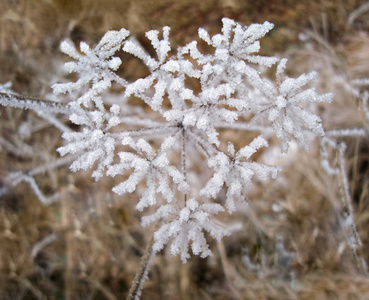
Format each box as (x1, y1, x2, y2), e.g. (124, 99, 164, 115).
(321, 134, 367, 273)
(126, 239, 156, 300)
(0, 92, 71, 114)
(336, 143, 367, 273)
(181, 125, 188, 203)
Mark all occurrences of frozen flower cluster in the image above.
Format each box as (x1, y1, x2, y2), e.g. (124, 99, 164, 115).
(2, 18, 332, 262)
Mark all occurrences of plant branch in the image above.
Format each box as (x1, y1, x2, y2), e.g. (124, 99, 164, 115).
(126, 238, 156, 300)
(0, 92, 71, 114)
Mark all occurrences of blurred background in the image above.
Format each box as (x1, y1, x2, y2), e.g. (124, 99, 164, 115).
(1, 0, 369, 299)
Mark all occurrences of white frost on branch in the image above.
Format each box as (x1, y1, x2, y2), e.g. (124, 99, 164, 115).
(107, 135, 189, 211)
(52, 29, 130, 109)
(0, 18, 334, 262)
(142, 198, 230, 262)
(200, 136, 280, 212)
(243, 59, 333, 152)
(57, 104, 122, 180)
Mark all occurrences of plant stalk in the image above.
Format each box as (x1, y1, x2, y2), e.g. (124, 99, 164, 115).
(126, 238, 156, 300)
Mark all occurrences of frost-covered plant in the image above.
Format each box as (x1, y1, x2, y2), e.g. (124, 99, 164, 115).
(0, 18, 333, 297)
(49, 18, 333, 262)
(1, 17, 332, 260)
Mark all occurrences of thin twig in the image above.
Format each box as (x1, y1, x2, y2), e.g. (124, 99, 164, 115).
(0, 92, 71, 114)
(348, 1, 369, 27)
(126, 238, 156, 300)
(31, 233, 57, 258)
(336, 143, 367, 273)
(181, 126, 188, 203)
(112, 125, 179, 138)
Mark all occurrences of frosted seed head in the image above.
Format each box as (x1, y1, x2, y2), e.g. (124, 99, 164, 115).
(107, 57, 122, 70)
(60, 40, 79, 58)
(276, 96, 287, 109)
(161, 136, 176, 150)
(110, 104, 120, 115)
(79, 42, 91, 54)
(180, 88, 194, 100)
(215, 48, 229, 61)
(153, 153, 169, 168)
(183, 111, 197, 126)
(122, 136, 135, 147)
(276, 58, 288, 82)
(163, 60, 179, 73)
(34, 18, 336, 265)
(196, 114, 209, 130)
(227, 142, 235, 156)
(96, 28, 129, 54)
(179, 207, 191, 222)
(186, 198, 199, 211)
(163, 26, 170, 40)
(136, 139, 152, 155)
(212, 34, 224, 47)
(198, 28, 211, 44)
(145, 30, 159, 44)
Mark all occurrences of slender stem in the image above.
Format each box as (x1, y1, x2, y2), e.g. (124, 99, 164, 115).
(336, 143, 367, 274)
(0, 92, 71, 114)
(111, 125, 179, 138)
(181, 126, 188, 203)
(126, 239, 156, 300)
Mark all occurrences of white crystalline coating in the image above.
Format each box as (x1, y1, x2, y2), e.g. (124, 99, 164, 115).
(169, 78, 182, 91)
(180, 88, 194, 99)
(200, 153, 230, 198)
(201, 136, 279, 213)
(0, 14, 341, 268)
(106, 132, 188, 209)
(60, 40, 80, 59)
(107, 57, 122, 70)
(153, 80, 167, 106)
(227, 142, 235, 156)
(276, 58, 288, 83)
(53, 30, 130, 108)
(198, 28, 212, 44)
(187, 198, 199, 210)
(179, 207, 191, 222)
(163, 60, 180, 73)
(136, 139, 153, 155)
(237, 136, 268, 159)
(246, 58, 333, 152)
(125, 77, 155, 97)
(221, 18, 236, 37)
(275, 96, 287, 108)
(183, 112, 197, 126)
(13, 17, 333, 262)
(110, 104, 120, 115)
(280, 72, 318, 96)
(123, 40, 158, 69)
(244, 41, 260, 54)
(95, 28, 130, 59)
(161, 136, 177, 151)
(144, 199, 229, 262)
(196, 114, 209, 130)
(153, 153, 169, 168)
(0, 82, 14, 95)
(79, 42, 91, 55)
